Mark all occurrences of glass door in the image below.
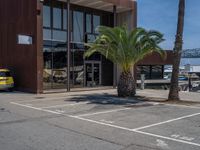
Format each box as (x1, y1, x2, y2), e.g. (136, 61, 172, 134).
(84, 61, 101, 87)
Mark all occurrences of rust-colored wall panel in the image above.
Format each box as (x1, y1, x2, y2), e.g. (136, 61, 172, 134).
(36, 2, 44, 93)
(138, 51, 174, 65)
(0, 0, 42, 93)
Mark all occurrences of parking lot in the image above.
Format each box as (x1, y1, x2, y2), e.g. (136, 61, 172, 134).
(1, 90, 200, 150)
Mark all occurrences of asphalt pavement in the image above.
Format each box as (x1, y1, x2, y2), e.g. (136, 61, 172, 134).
(0, 89, 200, 150)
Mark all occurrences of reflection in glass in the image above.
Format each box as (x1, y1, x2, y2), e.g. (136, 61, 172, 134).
(86, 14, 92, 33)
(137, 65, 163, 79)
(152, 65, 163, 79)
(52, 41, 67, 89)
(86, 34, 96, 43)
(73, 11, 84, 42)
(71, 50, 84, 87)
(85, 63, 101, 87)
(93, 63, 100, 86)
(52, 30, 67, 41)
(43, 5, 51, 27)
(93, 15, 100, 33)
(86, 63, 93, 87)
(137, 66, 151, 79)
(43, 2, 109, 90)
(43, 29, 51, 40)
(63, 9, 67, 30)
(43, 40, 52, 89)
(53, 7, 62, 29)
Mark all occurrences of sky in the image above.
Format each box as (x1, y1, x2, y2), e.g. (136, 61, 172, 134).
(137, 0, 200, 50)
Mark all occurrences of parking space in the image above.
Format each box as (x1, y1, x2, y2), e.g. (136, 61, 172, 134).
(10, 94, 200, 149)
(73, 104, 200, 130)
(142, 116, 200, 145)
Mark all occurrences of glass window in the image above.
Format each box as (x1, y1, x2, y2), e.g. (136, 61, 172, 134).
(137, 66, 151, 79)
(43, 29, 51, 40)
(86, 14, 92, 33)
(93, 15, 100, 33)
(63, 9, 67, 30)
(73, 11, 84, 43)
(43, 40, 52, 50)
(52, 42, 67, 89)
(151, 65, 163, 79)
(43, 5, 51, 27)
(52, 30, 67, 41)
(71, 50, 84, 87)
(86, 34, 96, 43)
(53, 7, 62, 29)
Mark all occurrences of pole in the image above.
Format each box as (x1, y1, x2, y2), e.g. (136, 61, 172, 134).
(113, 5, 117, 88)
(67, 0, 71, 91)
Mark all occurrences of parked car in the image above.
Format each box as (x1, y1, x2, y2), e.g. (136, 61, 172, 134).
(0, 69, 14, 91)
(178, 76, 188, 81)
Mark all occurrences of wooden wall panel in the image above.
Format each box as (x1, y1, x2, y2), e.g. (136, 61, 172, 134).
(0, 0, 43, 93)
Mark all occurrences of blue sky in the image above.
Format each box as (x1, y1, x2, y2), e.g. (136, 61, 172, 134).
(137, 0, 200, 50)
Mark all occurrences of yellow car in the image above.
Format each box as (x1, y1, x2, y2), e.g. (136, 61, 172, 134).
(0, 69, 14, 91)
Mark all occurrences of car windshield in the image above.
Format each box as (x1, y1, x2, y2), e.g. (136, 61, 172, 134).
(0, 71, 11, 77)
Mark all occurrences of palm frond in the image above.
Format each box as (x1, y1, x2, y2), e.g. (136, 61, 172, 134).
(84, 26, 165, 72)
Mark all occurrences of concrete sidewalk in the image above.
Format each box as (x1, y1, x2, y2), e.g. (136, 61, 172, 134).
(0, 88, 199, 103)
(137, 89, 200, 102)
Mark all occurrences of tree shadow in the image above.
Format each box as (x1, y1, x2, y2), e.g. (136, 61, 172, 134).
(65, 93, 149, 106)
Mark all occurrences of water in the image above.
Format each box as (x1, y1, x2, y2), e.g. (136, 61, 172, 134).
(180, 58, 200, 66)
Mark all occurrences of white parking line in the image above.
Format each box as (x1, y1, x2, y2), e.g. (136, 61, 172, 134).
(162, 103, 200, 110)
(68, 115, 200, 147)
(40, 102, 89, 109)
(75, 108, 131, 117)
(132, 112, 200, 131)
(135, 130, 200, 147)
(68, 115, 133, 131)
(13, 96, 76, 103)
(10, 101, 200, 147)
(10, 102, 62, 115)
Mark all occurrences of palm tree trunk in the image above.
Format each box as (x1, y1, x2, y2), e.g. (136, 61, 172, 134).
(168, 0, 185, 101)
(118, 70, 136, 97)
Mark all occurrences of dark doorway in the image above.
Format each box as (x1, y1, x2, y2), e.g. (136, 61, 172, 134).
(85, 61, 101, 87)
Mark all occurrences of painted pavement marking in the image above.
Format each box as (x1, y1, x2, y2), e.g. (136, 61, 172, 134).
(40, 102, 89, 109)
(67, 115, 200, 147)
(10, 101, 200, 147)
(10, 102, 62, 115)
(132, 112, 200, 131)
(75, 108, 131, 117)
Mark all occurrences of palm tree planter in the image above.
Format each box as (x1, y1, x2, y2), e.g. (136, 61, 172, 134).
(84, 26, 165, 97)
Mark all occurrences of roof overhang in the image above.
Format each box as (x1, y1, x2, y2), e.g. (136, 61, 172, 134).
(59, 0, 135, 13)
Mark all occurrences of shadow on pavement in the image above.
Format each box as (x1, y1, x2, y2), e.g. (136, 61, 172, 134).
(64, 93, 150, 106)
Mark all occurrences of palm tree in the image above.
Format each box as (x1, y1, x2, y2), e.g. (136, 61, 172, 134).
(84, 26, 165, 97)
(168, 0, 185, 101)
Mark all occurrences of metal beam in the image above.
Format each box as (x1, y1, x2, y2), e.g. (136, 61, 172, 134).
(67, 0, 71, 91)
(113, 5, 117, 88)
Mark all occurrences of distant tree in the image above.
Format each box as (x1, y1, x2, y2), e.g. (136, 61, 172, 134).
(168, 0, 185, 100)
(84, 26, 165, 97)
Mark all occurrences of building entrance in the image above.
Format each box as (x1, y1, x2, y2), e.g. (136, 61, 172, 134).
(85, 61, 101, 87)
(42, 0, 114, 91)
